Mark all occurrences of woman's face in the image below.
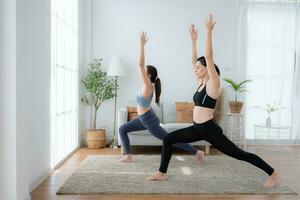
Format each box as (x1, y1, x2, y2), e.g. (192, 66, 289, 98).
(194, 61, 207, 79)
(147, 70, 154, 83)
(147, 71, 152, 80)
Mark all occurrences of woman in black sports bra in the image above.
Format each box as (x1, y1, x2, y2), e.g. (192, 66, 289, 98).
(146, 14, 279, 188)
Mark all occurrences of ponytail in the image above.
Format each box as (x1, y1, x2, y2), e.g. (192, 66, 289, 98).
(154, 78, 161, 106)
(146, 65, 161, 106)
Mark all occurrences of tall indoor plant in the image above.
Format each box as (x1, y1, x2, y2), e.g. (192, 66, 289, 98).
(81, 58, 116, 148)
(223, 78, 251, 113)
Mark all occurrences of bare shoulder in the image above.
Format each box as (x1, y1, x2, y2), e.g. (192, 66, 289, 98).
(206, 81, 220, 99)
(140, 84, 154, 97)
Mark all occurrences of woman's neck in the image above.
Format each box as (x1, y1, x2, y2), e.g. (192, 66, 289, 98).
(199, 76, 209, 85)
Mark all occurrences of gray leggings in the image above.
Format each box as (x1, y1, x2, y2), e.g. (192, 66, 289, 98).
(119, 109, 198, 155)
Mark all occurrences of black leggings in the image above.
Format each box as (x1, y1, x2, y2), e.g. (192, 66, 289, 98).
(159, 119, 274, 175)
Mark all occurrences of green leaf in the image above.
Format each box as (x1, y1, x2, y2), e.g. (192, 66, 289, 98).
(237, 79, 252, 88)
(238, 89, 250, 94)
(223, 78, 239, 91)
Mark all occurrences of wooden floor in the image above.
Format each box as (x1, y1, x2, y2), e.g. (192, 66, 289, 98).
(31, 145, 300, 200)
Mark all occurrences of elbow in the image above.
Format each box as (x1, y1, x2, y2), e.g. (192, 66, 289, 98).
(205, 54, 213, 60)
(205, 47, 213, 59)
(138, 60, 144, 67)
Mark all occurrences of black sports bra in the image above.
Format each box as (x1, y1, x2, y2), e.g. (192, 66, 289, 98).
(193, 83, 217, 109)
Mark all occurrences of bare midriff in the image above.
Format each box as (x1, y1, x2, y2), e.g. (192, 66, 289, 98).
(137, 106, 151, 115)
(193, 106, 215, 123)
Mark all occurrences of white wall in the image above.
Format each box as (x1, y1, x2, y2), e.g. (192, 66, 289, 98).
(0, 0, 52, 199)
(0, 0, 17, 199)
(1, 0, 67, 198)
(80, 0, 237, 143)
(16, 0, 51, 198)
(79, 0, 94, 145)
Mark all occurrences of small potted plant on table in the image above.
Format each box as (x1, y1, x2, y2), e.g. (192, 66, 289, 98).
(223, 78, 251, 113)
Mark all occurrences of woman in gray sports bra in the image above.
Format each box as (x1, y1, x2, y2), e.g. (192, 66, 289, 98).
(119, 31, 205, 163)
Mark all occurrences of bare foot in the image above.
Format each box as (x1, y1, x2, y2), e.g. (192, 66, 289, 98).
(120, 155, 133, 162)
(263, 171, 279, 188)
(196, 150, 205, 165)
(145, 171, 168, 181)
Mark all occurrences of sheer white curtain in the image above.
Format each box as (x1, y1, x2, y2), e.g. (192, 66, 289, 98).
(51, 0, 79, 168)
(238, 0, 299, 141)
(293, 6, 300, 143)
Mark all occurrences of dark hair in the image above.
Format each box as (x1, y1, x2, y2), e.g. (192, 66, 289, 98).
(146, 65, 161, 105)
(197, 56, 220, 76)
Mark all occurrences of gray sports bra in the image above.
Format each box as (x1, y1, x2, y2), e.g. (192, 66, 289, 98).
(136, 91, 153, 108)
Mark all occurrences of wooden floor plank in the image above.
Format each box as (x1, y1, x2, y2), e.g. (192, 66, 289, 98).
(31, 145, 300, 200)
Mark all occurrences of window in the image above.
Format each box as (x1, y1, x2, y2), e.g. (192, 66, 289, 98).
(51, 0, 79, 167)
(244, 2, 298, 140)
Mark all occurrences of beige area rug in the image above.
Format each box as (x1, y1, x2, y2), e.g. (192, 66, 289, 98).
(57, 155, 297, 195)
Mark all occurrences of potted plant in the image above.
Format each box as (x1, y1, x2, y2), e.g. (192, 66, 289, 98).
(223, 78, 251, 113)
(81, 58, 116, 148)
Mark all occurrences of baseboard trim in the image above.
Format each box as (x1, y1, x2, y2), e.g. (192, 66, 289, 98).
(29, 146, 80, 193)
(51, 146, 80, 171)
(29, 168, 51, 193)
(245, 139, 298, 145)
(24, 194, 31, 200)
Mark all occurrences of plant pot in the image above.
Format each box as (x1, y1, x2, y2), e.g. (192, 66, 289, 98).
(86, 129, 106, 148)
(229, 101, 244, 113)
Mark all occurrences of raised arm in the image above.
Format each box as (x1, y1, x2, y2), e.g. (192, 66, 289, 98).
(138, 31, 152, 87)
(189, 24, 198, 67)
(205, 14, 219, 86)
